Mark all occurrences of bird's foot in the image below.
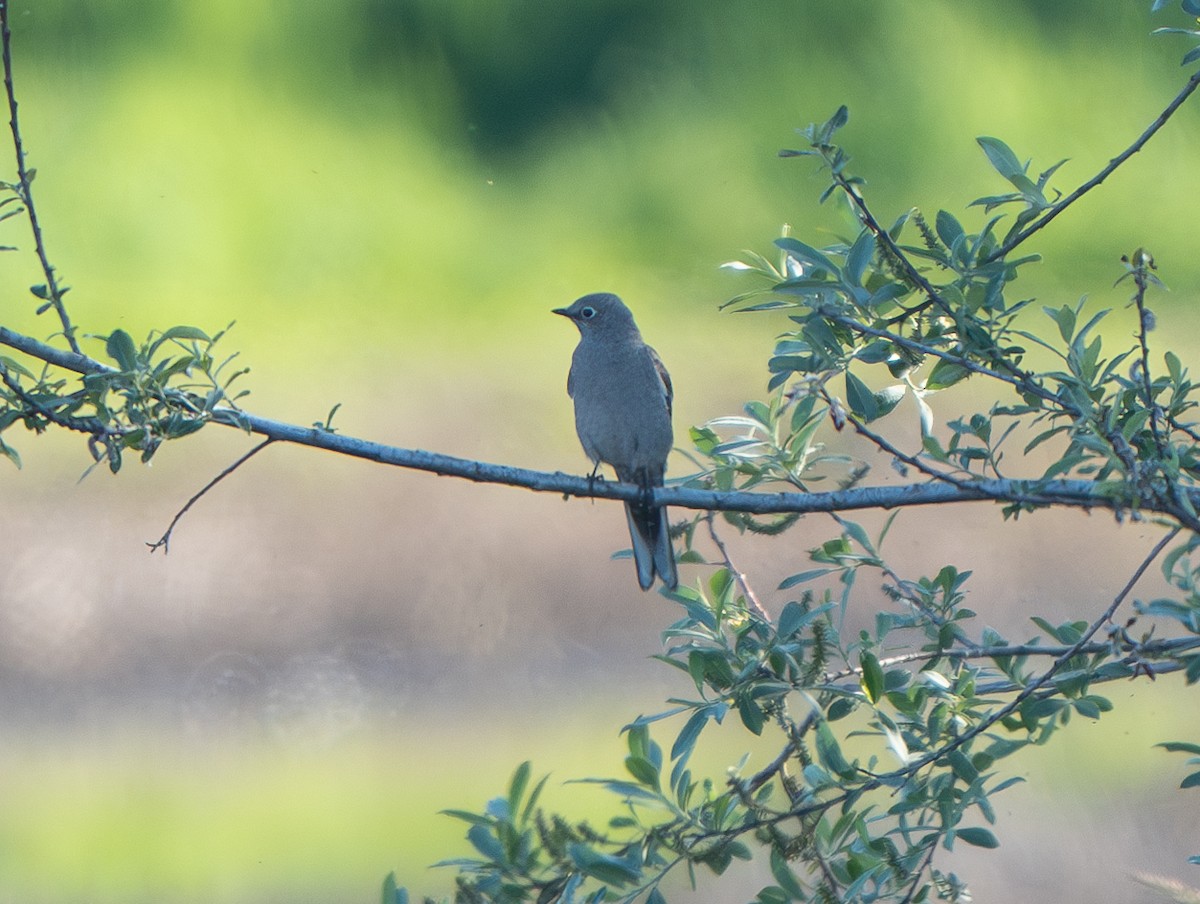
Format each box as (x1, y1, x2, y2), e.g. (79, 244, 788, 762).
(586, 463, 604, 495)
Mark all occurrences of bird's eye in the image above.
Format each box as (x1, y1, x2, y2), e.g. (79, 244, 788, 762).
(580, 306, 597, 320)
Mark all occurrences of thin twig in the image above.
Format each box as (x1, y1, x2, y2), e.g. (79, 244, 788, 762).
(147, 437, 274, 553)
(984, 69, 1200, 263)
(0, 3, 78, 352)
(1130, 253, 1166, 454)
(819, 308, 1049, 405)
(744, 708, 816, 794)
(818, 385, 971, 490)
(899, 841, 939, 904)
(821, 307, 1200, 530)
(827, 169, 954, 321)
(704, 510, 769, 619)
(821, 635, 1200, 683)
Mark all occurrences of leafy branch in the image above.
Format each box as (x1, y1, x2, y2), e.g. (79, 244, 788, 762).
(0, 3, 1199, 903)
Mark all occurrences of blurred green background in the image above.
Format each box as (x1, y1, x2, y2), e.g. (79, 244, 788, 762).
(2, 1, 1200, 901)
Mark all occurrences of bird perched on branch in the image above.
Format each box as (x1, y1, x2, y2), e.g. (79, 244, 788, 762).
(554, 292, 678, 591)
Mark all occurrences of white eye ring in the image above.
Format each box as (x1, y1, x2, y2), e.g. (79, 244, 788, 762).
(580, 306, 597, 320)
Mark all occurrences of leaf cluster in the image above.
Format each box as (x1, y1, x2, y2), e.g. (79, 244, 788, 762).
(0, 321, 248, 474)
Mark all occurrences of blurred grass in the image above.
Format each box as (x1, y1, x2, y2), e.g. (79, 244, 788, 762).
(2, 1, 1200, 902)
(0, 678, 1195, 903)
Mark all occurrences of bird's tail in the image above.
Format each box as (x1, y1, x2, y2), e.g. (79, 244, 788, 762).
(624, 496, 678, 591)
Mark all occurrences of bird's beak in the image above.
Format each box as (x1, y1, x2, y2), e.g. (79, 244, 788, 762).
(552, 307, 572, 319)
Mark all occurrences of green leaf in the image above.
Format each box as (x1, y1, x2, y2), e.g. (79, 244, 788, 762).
(827, 697, 857, 721)
(935, 209, 965, 253)
(860, 651, 884, 704)
(770, 846, 807, 899)
(1045, 304, 1077, 343)
(671, 708, 711, 761)
(775, 237, 840, 277)
(626, 722, 651, 761)
(844, 370, 878, 421)
(521, 774, 549, 826)
(0, 355, 34, 380)
(106, 329, 139, 371)
(915, 392, 935, 438)
(1158, 741, 1200, 755)
(946, 749, 979, 784)
(1072, 697, 1102, 720)
(483, 797, 510, 820)
(925, 358, 970, 391)
(466, 824, 506, 864)
(844, 230, 876, 286)
(380, 872, 408, 904)
(977, 136, 1024, 180)
(737, 695, 765, 735)
(1165, 350, 1184, 384)
(507, 761, 531, 820)
(568, 843, 641, 886)
(956, 827, 999, 848)
(625, 755, 660, 790)
(815, 719, 855, 778)
(874, 384, 906, 418)
(779, 568, 835, 590)
(160, 325, 212, 343)
(756, 887, 790, 904)
(776, 600, 807, 635)
(689, 649, 736, 691)
(0, 438, 21, 469)
(440, 808, 491, 826)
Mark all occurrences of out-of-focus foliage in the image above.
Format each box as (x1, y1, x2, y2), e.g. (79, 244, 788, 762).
(9, 0, 1200, 355)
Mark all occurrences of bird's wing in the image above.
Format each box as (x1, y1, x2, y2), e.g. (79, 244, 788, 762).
(648, 345, 673, 418)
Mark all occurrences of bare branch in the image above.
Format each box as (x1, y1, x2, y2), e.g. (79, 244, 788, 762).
(147, 437, 275, 554)
(704, 511, 770, 619)
(0, 5, 79, 353)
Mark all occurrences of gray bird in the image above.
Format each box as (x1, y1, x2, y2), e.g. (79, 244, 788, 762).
(554, 292, 678, 591)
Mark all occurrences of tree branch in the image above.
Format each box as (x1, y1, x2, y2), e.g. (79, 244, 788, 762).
(2, 321, 1198, 520)
(0, 3, 79, 353)
(704, 510, 770, 619)
(822, 636, 1200, 685)
(983, 68, 1200, 262)
(147, 437, 275, 554)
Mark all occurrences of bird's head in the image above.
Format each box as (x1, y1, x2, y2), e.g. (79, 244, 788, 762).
(552, 293, 637, 335)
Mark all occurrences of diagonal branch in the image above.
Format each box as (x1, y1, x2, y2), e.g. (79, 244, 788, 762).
(983, 68, 1200, 263)
(704, 510, 770, 619)
(147, 437, 275, 554)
